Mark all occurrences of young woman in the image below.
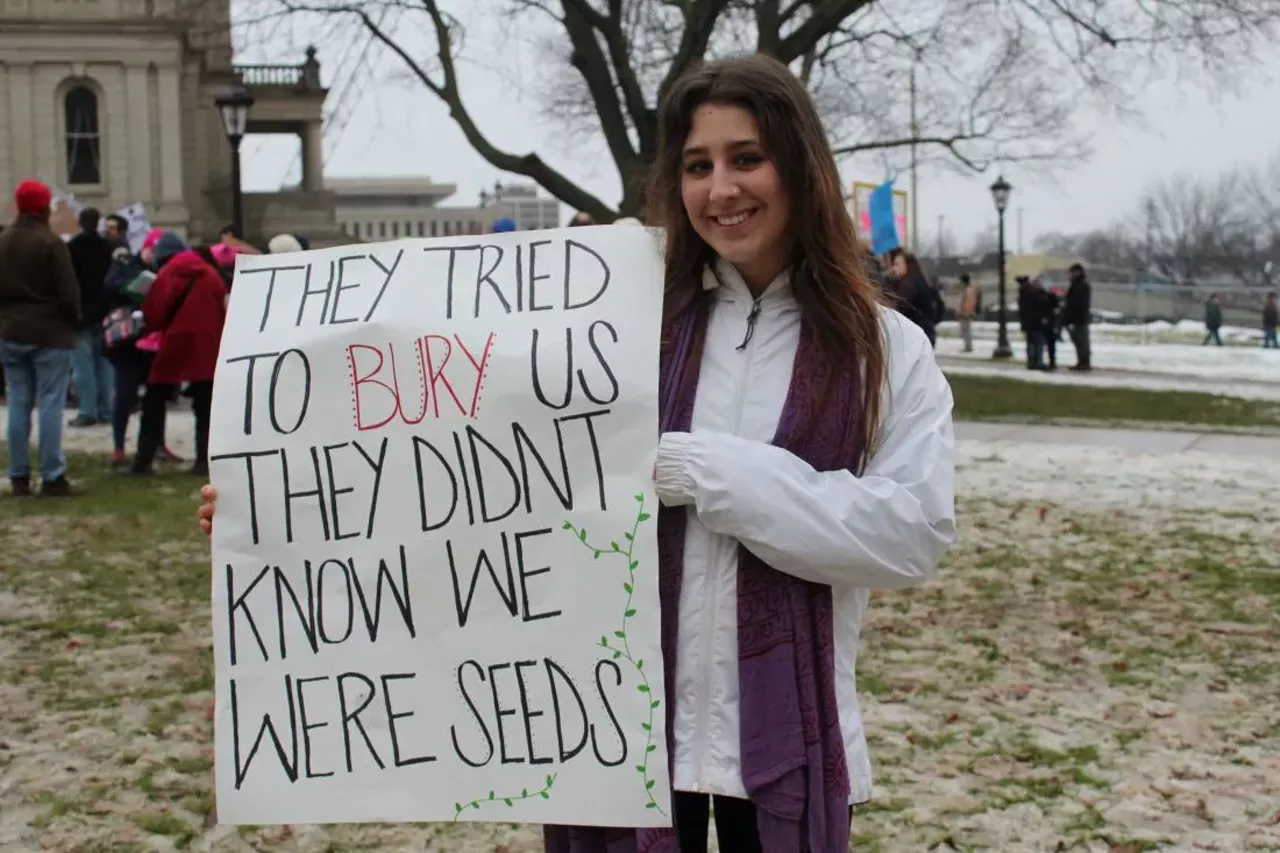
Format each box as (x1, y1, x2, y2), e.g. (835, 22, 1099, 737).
(198, 53, 955, 853)
(886, 247, 941, 346)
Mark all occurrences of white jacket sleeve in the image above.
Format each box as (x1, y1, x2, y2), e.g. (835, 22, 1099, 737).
(653, 316, 956, 589)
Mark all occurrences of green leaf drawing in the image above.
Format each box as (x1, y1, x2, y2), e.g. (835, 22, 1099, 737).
(452, 775, 558, 821)
(561, 496, 666, 817)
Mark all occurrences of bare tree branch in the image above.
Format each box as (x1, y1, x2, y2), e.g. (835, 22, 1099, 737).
(280, 0, 618, 220)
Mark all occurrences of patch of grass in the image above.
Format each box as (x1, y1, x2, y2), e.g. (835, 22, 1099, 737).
(28, 791, 87, 829)
(146, 699, 187, 736)
(134, 811, 196, 845)
(991, 775, 1066, 802)
(168, 755, 213, 775)
(945, 373, 1280, 428)
(180, 791, 214, 817)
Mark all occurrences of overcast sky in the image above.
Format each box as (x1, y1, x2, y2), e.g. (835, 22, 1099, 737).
(236, 8, 1280, 252)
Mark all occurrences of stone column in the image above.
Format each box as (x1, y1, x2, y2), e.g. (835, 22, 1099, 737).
(301, 122, 324, 192)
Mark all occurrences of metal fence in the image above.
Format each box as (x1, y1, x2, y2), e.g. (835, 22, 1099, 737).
(1085, 282, 1271, 330)
(948, 280, 1274, 341)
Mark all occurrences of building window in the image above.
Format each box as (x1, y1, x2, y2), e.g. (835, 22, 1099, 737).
(379, 221, 387, 238)
(392, 221, 400, 238)
(64, 85, 102, 185)
(405, 221, 413, 237)
(430, 221, 438, 237)
(417, 221, 425, 237)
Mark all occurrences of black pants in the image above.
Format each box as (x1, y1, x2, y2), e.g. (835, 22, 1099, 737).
(110, 349, 152, 453)
(674, 793, 762, 853)
(135, 380, 212, 471)
(674, 792, 855, 852)
(1069, 324, 1091, 368)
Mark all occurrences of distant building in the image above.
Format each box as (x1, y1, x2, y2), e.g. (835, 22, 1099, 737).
(479, 181, 561, 230)
(331, 177, 561, 241)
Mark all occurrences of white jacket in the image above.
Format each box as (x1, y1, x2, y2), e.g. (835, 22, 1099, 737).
(653, 259, 956, 804)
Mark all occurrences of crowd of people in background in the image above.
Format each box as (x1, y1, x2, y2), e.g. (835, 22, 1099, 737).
(0, 177, 310, 497)
(868, 247, 1094, 372)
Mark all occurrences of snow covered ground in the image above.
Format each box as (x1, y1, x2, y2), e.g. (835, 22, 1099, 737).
(936, 318, 1274, 384)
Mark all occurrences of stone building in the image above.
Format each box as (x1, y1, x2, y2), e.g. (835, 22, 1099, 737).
(0, 0, 340, 244)
(332, 177, 563, 242)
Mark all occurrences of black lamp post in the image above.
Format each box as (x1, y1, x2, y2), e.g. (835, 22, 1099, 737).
(215, 86, 255, 238)
(989, 175, 1014, 359)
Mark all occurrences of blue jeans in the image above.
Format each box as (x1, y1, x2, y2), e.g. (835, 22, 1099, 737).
(0, 341, 74, 481)
(1265, 328, 1278, 349)
(71, 326, 114, 420)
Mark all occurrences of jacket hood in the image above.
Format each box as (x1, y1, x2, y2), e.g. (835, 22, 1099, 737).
(160, 249, 215, 277)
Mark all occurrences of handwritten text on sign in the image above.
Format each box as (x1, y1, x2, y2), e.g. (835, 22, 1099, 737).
(208, 228, 670, 827)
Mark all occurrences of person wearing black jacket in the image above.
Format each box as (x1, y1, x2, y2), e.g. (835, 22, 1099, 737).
(887, 248, 939, 346)
(1063, 263, 1092, 370)
(66, 208, 116, 426)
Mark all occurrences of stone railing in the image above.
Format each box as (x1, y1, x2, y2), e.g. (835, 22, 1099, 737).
(234, 46, 322, 90)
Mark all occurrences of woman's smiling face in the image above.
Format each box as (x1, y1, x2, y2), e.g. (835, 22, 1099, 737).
(680, 103, 791, 292)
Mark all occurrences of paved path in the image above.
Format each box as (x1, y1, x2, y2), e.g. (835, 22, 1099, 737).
(956, 421, 1280, 460)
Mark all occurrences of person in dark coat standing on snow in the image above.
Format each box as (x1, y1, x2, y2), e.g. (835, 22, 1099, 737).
(128, 232, 227, 477)
(1063, 262, 1092, 371)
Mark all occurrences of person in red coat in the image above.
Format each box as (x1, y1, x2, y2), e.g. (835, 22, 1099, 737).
(129, 232, 227, 476)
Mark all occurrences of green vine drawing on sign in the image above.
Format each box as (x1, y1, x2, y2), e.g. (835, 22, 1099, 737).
(453, 774, 557, 821)
(563, 494, 665, 816)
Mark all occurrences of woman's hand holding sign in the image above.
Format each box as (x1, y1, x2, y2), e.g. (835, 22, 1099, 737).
(198, 485, 217, 536)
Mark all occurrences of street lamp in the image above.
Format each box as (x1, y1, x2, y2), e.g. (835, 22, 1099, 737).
(989, 175, 1014, 359)
(215, 86, 255, 239)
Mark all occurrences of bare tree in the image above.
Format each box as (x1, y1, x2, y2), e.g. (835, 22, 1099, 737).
(1243, 152, 1280, 267)
(966, 225, 1000, 257)
(230, 0, 1280, 220)
(1137, 170, 1264, 286)
(1033, 229, 1140, 269)
(918, 220, 959, 259)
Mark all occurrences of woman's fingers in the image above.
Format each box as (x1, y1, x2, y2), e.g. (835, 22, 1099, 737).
(198, 484, 217, 537)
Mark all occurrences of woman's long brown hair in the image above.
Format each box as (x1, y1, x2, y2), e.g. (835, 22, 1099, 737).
(646, 53, 888, 470)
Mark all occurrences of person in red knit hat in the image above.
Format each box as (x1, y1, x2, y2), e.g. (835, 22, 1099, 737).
(0, 179, 83, 496)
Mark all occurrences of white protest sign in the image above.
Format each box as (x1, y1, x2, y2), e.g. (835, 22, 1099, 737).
(113, 202, 151, 253)
(208, 227, 671, 828)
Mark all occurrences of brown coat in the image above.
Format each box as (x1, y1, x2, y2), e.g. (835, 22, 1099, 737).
(957, 283, 979, 319)
(0, 213, 82, 348)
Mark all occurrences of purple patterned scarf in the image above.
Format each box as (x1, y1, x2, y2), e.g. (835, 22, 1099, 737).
(545, 291, 863, 853)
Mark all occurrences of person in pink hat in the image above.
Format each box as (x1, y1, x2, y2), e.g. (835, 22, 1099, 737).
(139, 228, 165, 266)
